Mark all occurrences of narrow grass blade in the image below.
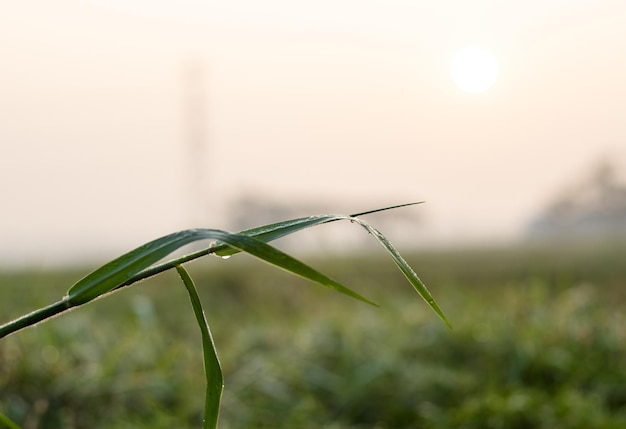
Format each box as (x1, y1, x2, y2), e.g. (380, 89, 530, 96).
(2, 203, 431, 339)
(349, 201, 424, 217)
(176, 265, 222, 429)
(213, 214, 345, 257)
(115, 203, 423, 286)
(214, 231, 377, 306)
(109, 216, 347, 290)
(352, 218, 452, 328)
(68, 228, 374, 307)
(67, 229, 217, 305)
(213, 202, 423, 258)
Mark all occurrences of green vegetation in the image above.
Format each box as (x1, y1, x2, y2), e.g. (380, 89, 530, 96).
(1, 232, 626, 427)
(0, 205, 448, 428)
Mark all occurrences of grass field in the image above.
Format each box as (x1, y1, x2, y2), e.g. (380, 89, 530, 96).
(1, 240, 626, 428)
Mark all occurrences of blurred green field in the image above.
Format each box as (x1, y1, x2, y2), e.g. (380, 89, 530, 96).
(1, 240, 626, 428)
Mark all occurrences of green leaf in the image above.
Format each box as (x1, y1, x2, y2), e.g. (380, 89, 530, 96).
(67, 228, 375, 307)
(1, 202, 445, 340)
(213, 214, 345, 257)
(113, 203, 423, 291)
(176, 265, 222, 429)
(67, 229, 215, 305)
(213, 202, 424, 258)
(351, 218, 452, 328)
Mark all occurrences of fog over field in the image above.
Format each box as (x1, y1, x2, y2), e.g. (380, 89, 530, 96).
(2, 1, 626, 265)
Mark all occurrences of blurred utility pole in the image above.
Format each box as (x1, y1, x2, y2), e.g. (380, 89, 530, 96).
(183, 60, 209, 226)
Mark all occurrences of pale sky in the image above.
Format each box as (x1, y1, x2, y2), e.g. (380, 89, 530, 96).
(2, 0, 626, 265)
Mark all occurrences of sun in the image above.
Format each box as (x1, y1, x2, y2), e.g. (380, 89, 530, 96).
(450, 46, 499, 94)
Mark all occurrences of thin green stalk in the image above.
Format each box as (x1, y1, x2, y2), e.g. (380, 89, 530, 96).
(0, 300, 69, 339)
(0, 240, 227, 338)
(176, 265, 223, 429)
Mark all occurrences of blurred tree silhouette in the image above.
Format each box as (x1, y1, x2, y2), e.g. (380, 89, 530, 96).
(528, 157, 626, 240)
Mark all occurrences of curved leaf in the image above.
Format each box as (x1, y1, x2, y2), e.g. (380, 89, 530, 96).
(213, 214, 346, 257)
(177, 265, 223, 429)
(67, 228, 375, 306)
(351, 218, 452, 328)
(213, 202, 423, 258)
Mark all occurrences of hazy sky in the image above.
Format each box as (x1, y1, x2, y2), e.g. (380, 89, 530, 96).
(2, 0, 626, 265)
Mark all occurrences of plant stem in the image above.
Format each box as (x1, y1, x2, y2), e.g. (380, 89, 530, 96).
(0, 299, 69, 339)
(0, 246, 223, 338)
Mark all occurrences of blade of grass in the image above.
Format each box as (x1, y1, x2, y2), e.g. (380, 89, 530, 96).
(0, 226, 379, 338)
(67, 229, 213, 306)
(351, 217, 452, 328)
(113, 214, 352, 289)
(176, 265, 222, 429)
(212, 214, 341, 258)
(111, 203, 424, 291)
(1, 203, 432, 339)
(67, 228, 374, 307)
(70, 220, 353, 306)
(213, 202, 424, 258)
(213, 230, 378, 306)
